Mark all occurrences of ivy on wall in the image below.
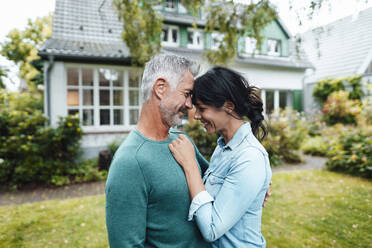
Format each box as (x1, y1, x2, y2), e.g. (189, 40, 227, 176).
(313, 75, 364, 104)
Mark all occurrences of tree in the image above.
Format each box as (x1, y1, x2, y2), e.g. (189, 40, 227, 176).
(0, 15, 52, 90)
(0, 67, 7, 89)
(114, 0, 277, 65)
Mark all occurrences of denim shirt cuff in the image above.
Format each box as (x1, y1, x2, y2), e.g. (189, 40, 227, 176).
(188, 190, 214, 221)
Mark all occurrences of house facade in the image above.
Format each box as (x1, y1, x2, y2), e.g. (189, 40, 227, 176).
(301, 7, 372, 111)
(39, 0, 312, 158)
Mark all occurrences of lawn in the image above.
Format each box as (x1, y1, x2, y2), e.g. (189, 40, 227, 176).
(0, 170, 371, 248)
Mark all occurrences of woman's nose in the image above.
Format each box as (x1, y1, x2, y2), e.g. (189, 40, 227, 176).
(194, 109, 201, 120)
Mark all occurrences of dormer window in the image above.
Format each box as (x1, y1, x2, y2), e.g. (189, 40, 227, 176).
(161, 25, 179, 47)
(187, 29, 204, 49)
(267, 39, 281, 56)
(245, 37, 257, 54)
(165, 0, 177, 12)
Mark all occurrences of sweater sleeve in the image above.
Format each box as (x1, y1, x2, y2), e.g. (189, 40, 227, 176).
(105, 153, 148, 248)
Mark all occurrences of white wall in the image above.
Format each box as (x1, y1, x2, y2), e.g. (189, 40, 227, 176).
(50, 62, 67, 127)
(233, 64, 305, 90)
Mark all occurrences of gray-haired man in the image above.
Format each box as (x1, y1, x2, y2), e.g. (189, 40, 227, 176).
(105, 54, 210, 247)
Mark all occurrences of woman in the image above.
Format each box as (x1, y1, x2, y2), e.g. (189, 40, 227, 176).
(169, 67, 272, 247)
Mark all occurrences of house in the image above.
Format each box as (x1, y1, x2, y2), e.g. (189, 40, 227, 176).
(39, 0, 312, 158)
(301, 7, 372, 111)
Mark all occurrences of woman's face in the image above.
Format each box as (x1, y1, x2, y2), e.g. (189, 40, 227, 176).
(193, 99, 231, 135)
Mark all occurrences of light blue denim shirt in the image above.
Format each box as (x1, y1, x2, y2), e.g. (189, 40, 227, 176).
(189, 122, 272, 248)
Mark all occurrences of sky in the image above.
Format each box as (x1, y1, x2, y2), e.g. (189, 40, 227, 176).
(1, 0, 372, 91)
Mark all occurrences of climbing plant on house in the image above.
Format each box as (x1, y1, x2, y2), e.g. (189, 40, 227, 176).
(313, 75, 364, 104)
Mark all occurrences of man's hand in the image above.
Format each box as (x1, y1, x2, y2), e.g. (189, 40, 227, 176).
(263, 180, 272, 207)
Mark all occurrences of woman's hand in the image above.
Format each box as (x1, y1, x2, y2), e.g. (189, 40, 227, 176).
(169, 134, 206, 199)
(169, 134, 197, 172)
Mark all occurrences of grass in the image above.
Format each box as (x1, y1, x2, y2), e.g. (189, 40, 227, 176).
(0, 170, 371, 248)
(262, 170, 372, 248)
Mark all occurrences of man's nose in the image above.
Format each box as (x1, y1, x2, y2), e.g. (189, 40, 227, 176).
(185, 96, 192, 109)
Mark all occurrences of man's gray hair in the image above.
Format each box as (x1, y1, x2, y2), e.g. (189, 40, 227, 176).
(141, 54, 200, 102)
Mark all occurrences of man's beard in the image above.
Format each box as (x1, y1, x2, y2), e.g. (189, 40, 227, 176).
(159, 101, 187, 127)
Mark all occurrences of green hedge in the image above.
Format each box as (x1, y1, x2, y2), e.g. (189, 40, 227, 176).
(0, 110, 85, 188)
(326, 130, 372, 179)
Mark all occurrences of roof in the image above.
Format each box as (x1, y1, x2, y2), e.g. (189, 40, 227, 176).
(39, 0, 312, 69)
(39, 0, 130, 61)
(301, 7, 372, 82)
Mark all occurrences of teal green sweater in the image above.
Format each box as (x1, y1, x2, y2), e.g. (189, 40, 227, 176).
(105, 129, 210, 248)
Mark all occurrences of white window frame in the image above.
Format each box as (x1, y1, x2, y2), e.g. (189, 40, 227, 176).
(66, 65, 142, 132)
(261, 89, 291, 116)
(245, 37, 257, 54)
(187, 28, 204, 49)
(267, 39, 281, 56)
(161, 25, 180, 47)
(211, 32, 225, 50)
(164, 0, 177, 12)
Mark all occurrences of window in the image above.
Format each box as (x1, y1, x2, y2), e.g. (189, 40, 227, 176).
(267, 39, 281, 56)
(161, 25, 179, 47)
(279, 91, 287, 109)
(66, 67, 142, 129)
(187, 29, 203, 49)
(164, 0, 177, 11)
(265, 90, 274, 115)
(245, 37, 257, 54)
(211, 32, 224, 50)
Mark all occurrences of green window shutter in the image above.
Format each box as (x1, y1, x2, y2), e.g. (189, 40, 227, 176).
(180, 26, 188, 47)
(205, 32, 212, 49)
(293, 90, 303, 112)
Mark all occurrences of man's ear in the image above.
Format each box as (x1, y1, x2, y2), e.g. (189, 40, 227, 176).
(153, 78, 169, 100)
(222, 101, 235, 114)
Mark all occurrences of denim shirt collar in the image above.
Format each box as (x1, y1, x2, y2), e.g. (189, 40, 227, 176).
(217, 122, 252, 151)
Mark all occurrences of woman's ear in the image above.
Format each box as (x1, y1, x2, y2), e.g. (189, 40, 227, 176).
(153, 78, 168, 100)
(223, 101, 235, 114)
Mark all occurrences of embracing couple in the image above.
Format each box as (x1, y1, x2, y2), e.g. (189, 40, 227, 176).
(105, 54, 272, 248)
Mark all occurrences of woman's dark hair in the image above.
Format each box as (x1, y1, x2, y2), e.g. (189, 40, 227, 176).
(193, 66, 267, 140)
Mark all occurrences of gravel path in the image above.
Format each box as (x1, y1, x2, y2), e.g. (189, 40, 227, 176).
(0, 155, 327, 207)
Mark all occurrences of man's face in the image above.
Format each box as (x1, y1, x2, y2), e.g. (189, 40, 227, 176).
(159, 70, 194, 127)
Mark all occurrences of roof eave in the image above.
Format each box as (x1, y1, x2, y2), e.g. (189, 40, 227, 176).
(38, 51, 132, 65)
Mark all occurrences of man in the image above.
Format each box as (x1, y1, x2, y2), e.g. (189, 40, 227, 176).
(105, 54, 210, 247)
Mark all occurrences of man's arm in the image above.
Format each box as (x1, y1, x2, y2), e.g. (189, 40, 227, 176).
(105, 154, 148, 247)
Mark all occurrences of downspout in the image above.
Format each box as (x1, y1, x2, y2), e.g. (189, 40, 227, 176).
(45, 55, 55, 125)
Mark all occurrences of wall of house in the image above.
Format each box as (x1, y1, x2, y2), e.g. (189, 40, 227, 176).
(233, 64, 304, 90)
(82, 133, 128, 159)
(48, 61, 137, 159)
(49, 61, 68, 127)
(233, 63, 305, 114)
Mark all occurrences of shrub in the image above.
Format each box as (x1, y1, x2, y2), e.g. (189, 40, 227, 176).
(326, 130, 372, 179)
(107, 139, 124, 155)
(0, 110, 84, 188)
(301, 136, 329, 156)
(322, 91, 361, 125)
(262, 109, 308, 166)
(313, 78, 344, 104)
(313, 75, 363, 104)
(184, 121, 218, 161)
(303, 110, 326, 136)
